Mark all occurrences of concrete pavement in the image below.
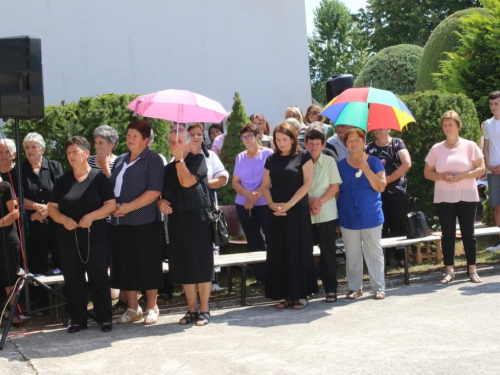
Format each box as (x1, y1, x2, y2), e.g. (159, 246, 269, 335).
(1, 271, 500, 375)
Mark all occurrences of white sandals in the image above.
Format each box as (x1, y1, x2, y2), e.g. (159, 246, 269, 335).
(116, 307, 143, 324)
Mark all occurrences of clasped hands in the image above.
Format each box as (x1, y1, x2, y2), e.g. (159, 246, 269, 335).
(309, 197, 322, 216)
(443, 172, 462, 184)
(30, 203, 48, 222)
(63, 214, 93, 231)
(489, 164, 500, 175)
(269, 201, 292, 216)
(243, 191, 261, 210)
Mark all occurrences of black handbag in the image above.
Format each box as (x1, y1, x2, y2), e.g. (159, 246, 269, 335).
(203, 180, 229, 246)
(208, 206, 229, 246)
(406, 197, 430, 239)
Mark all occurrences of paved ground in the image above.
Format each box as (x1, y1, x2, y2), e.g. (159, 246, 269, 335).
(1, 270, 500, 375)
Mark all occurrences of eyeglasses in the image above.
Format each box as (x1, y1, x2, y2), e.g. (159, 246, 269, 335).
(240, 134, 254, 141)
(307, 111, 319, 115)
(189, 133, 204, 138)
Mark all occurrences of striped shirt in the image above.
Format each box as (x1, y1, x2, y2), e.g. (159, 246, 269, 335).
(88, 155, 116, 171)
(109, 147, 164, 226)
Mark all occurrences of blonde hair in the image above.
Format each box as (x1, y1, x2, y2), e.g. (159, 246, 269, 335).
(441, 110, 462, 130)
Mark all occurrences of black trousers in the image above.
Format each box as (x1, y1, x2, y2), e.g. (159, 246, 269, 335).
(59, 236, 112, 326)
(311, 219, 338, 294)
(435, 201, 477, 266)
(381, 189, 407, 261)
(236, 204, 268, 282)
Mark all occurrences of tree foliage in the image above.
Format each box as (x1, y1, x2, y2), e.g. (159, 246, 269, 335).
(354, 44, 424, 95)
(399, 91, 480, 226)
(416, 8, 489, 92)
(217, 92, 249, 205)
(436, 0, 499, 121)
(308, 0, 368, 104)
(355, 0, 482, 52)
(3, 93, 171, 170)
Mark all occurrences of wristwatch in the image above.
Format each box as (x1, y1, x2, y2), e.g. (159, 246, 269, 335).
(178, 158, 185, 163)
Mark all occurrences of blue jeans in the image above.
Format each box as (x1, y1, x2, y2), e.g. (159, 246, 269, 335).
(236, 204, 268, 282)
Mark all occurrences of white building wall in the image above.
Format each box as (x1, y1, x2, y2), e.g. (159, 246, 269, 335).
(1, 0, 312, 128)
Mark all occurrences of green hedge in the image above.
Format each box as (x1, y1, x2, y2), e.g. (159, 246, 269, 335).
(4, 93, 171, 171)
(399, 91, 480, 227)
(354, 44, 423, 95)
(416, 8, 489, 92)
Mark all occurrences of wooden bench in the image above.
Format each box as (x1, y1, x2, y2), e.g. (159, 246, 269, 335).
(35, 226, 500, 308)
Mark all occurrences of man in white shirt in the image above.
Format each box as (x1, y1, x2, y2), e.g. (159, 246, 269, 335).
(326, 124, 352, 160)
(483, 91, 500, 251)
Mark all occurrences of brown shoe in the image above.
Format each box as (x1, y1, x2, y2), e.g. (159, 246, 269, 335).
(346, 290, 363, 300)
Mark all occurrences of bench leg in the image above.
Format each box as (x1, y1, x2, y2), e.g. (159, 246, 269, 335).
(240, 265, 247, 306)
(416, 243, 423, 265)
(436, 240, 443, 263)
(404, 245, 410, 286)
(227, 266, 232, 293)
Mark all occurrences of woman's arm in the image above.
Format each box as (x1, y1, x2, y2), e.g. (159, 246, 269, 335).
(0, 199, 19, 227)
(79, 199, 117, 228)
(259, 169, 273, 209)
(208, 176, 227, 189)
(424, 163, 445, 182)
(48, 202, 78, 231)
(232, 175, 260, 206)
(360, 155, 386, 192)
(386, 149, 412, 184)
(115, 191, 161, 216)
(444, 158, 485, 184)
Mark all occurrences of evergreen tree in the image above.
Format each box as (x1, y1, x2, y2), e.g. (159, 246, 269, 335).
(217, 92, 249, 205)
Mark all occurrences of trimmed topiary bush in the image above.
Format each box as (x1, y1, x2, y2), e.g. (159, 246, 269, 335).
(217, 92, 249, 205)
(4, 93, 171, 170)
(354, 44, 424, 95)
(399, 91, 480, 227)
(416, 7, 490, 92)
(436, 0, 499, 122)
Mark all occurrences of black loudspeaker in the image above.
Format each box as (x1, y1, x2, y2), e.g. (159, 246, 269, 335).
(0, 36, 44, 119)
(326, 74, 354, 104)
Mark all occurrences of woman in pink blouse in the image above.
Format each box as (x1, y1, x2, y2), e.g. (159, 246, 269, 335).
(424, 110, 485, 284)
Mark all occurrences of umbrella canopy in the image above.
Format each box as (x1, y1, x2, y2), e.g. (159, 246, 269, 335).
(320, 87, 415, 132)
(127, 89, 228, 123)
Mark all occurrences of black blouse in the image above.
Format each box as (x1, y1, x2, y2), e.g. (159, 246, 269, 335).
(50, 169, 115, 241)
(162, 152, 211, 223)
(0, 182, 19, 244)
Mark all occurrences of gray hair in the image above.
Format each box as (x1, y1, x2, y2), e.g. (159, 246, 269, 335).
(93, 125, 119, 150)
(169, 126, 191, 144)
(309, 121, 327, 134)
(23, 132, 46, 149)
(285, 118, 301, 132)
(0, 138, 16, 153)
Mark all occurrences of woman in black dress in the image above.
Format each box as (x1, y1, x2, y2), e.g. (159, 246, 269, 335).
(48, 136, 116, 333)
(260, 122, 317, 309)
(0, 175, 21, 326)
(158, 126, 213, 326)
(22, 132, 64, 315)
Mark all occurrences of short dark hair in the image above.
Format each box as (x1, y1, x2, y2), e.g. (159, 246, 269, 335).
(305, 127, 325, 144)
(240, 123, 259, 136)
(65, 136, 90, 152)
(273, 122, 299, 155)
(127, 121, 151, 140)
(489, 91, 500, 100)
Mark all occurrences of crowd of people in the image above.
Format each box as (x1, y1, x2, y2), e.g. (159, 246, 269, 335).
(1, 90, 497, 333)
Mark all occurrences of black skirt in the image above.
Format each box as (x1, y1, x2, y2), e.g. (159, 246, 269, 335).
(110, 221, 163, 290)
(167, 219, 213, 285)
(0, 242, 20, 286)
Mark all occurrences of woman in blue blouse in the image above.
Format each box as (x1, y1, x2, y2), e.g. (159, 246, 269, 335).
(337, 128, 387, 300)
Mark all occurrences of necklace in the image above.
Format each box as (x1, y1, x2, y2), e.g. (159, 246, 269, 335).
(74, 228, 90, 264)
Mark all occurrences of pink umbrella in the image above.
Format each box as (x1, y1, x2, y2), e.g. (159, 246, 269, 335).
(127, 89, 228, 124)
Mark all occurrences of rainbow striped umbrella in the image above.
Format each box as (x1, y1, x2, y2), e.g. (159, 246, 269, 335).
(320, 87, 415, 132)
